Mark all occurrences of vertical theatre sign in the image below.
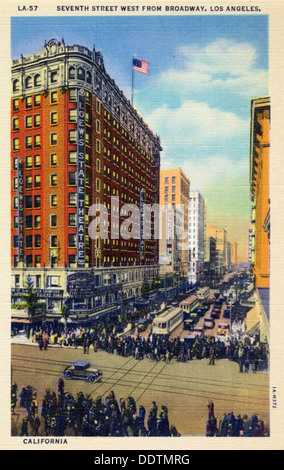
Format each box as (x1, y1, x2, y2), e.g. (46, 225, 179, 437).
(139, 188, 146, 261)
(17, 158, 24, 261)
(77, 89, 86, 267)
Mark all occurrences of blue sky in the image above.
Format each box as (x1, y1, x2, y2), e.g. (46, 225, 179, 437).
(11, 15, 269, 260)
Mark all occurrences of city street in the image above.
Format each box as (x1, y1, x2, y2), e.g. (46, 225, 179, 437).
(11, 342, 269, 436)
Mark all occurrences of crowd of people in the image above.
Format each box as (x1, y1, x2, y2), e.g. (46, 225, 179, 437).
(206, 400, 269, 437)
(12, 381, 180, 437)
(25, 320, 268, 373)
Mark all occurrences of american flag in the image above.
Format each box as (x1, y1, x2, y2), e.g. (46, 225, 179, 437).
(133, 58, 150, 75)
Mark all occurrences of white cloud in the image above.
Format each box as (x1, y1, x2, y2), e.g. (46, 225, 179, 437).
(146, 100, 248, 148)
(158, 38, 268, 97)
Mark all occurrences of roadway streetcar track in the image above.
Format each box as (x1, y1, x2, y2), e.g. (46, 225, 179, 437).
(133, 362, 168, 405)
(88, 356, 149, 398)
(11, 354, 269, 392)
(11, 364, 269, 408)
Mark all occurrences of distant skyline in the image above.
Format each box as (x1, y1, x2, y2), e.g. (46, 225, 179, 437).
(11, 15, 269, 262)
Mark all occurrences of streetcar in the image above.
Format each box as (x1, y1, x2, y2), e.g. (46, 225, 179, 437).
(152, 306, 183, 335)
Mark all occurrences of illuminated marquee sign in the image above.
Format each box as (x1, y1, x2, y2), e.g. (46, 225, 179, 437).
(76, 89, 86, 267)
(17, 158, 24, 261)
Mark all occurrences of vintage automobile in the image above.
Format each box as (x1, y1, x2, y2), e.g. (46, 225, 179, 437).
(63, 361, 102, 383)
(203, 317, 215, 329)
(217, 323, 230, 336)
(210, 309, 221, 319)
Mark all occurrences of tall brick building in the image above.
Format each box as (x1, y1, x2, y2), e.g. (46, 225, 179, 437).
(11, 39, 161, 324)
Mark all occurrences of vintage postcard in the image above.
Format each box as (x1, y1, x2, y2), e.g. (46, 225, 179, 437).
(0, 0, 283, 453)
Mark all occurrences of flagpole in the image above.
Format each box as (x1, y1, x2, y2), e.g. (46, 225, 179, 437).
(131, 56, 134, 106)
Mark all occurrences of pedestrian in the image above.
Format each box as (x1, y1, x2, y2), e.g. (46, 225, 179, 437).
(207, 400, 214, 420)
(20, 417, 29, 436)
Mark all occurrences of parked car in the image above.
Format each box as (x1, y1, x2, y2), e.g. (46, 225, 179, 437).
(63, 361, 102, 383)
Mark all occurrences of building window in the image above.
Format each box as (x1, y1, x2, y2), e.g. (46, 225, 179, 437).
(12, 177, 18, 190)
(50, 153, 57, 166)
(12, 79, 20, 92)
(34, 195, 41, 208)
(12, 197, 18, 210)
(68, 67, 75, 79)
(34, 94, 41, 107)
(69, 254, 76, 267)
(25, 116, 32, 129)
(50, 111, 58, 125)
(68, 172, 76, 186)
(50, 235, 57, 247)
(68, 213, 76, 227)
(25, 255, 33, 267)
(34, 255, 41, 267)
(34, 74, 41, 87)
(172, 176, 176, 183)
(77, 67, 85, 81)
(34, 155, 41, 168)
(12, 118, 19, 131)
(50, 133, 58, 145)
(25, 195, 32, 209)
(13, 99, 19, 111)
(34, 175, 41, 188)
(51, 194, 57, 207)
(25, 235, 32, 248)
(25, 76, 32, 89)
(25, 175, 32, 189)
(50, 71, 57, 83)
(25, 96, 32, 109)
(68, 193, 76, 206)
(13, 235, 18, 248)
(46, 276, 59, 287)
(25, 156, 32, 169)
(13, 216, 18, 229)
(50, 174, 57, 186)
(69, 89, 76, 101)
(34, 114, 41, 127)
(50, 214, 57, 227)
(13, 138, 20, 151)
(34, 135, 41, 148)
(34, 234, 41, 248)
(25, 214, 32, 229)
(25, 136, 32, 149)
(34, 215, 41, 229)
(50, 91, 57, 103)
(69, 151, 76, 165)
(86, 71, 92, 84)
(85, 132, 90, 146)
(68, 234, 76, 247)
(69, 108, 76, 122)
(69, 130, 76, 144)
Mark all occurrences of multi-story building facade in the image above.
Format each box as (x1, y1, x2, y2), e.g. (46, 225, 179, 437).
(188, 190, 205, 284)
(11, 39, 162, 324)
(159, 168, 190, 297)
(230, 241, 238, 267)
(249, 96, 270, 344)
(250, 97, 270, 288)
(206, 224, 228, 276)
